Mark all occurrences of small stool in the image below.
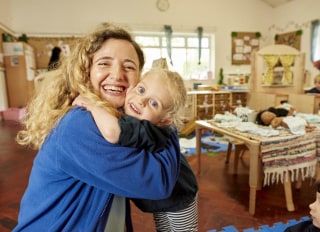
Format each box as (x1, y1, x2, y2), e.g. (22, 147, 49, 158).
(225, 140, 247, 174)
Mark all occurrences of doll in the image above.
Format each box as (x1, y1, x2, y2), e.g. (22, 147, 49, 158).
(256, 106, 293, 127)
(256, 107, 314, 133)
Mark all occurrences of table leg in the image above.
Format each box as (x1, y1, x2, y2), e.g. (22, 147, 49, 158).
(247, 144, 261, 215)
(249, 185, 257, 215)
(196, 125, 202, 176)
(284, 172, 295, 211)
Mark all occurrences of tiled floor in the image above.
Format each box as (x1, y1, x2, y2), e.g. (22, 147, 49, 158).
(0, 119, 315, 231)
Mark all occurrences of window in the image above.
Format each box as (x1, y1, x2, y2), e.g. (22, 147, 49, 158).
(133, 32, 214, 80)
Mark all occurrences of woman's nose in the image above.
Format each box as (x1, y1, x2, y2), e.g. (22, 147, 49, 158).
(110, 65, 123, 80)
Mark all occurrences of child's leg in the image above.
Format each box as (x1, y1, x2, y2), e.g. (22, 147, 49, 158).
(153, 199, 198, 232)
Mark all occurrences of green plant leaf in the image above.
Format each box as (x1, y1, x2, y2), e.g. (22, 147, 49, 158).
(231, 32, 238, 37)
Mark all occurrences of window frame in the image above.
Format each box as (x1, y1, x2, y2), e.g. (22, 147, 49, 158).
(133, 31, 214, 80)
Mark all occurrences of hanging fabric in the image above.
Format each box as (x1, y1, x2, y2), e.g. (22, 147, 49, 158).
(311, 20, 320, 62)
(262, 55, 279, 84)
(197, 27, 203, 65)
(164, 25, 173, 65)
(279, 55, 295, 84)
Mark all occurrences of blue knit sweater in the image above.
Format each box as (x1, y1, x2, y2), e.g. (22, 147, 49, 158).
(13, 107, 180, 232)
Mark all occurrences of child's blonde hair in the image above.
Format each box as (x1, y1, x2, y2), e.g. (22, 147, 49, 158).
(142, 68, 187, 130)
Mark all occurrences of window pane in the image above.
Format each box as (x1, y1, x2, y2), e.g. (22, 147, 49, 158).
(187, 38, 209, 47)
(141, 48, 162, 72)
(135, 36, 160, 47)
(134, 32, 214, 80)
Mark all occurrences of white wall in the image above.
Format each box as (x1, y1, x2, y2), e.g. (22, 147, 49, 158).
(273, 0, 320, 83)
(0, 0, 319, 83)
(0, 0, 13, 31)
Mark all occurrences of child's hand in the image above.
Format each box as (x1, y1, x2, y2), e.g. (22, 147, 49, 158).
(72, 95, 92, 110)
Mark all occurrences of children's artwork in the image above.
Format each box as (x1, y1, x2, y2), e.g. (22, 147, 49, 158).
(231, 32, 260, 65)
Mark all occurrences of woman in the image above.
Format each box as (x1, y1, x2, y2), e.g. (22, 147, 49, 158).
(13, 23, 180, 232)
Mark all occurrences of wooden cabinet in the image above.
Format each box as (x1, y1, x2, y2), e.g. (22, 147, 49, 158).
(179, 91, 247, 121)
(231, 92, 247, 107)
(213, 92, 231, 115)
(2, 42, 36, 107)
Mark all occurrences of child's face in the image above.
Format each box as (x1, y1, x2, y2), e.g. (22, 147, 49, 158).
(309, 192, 320, 228)
(124, 73, 172, 126)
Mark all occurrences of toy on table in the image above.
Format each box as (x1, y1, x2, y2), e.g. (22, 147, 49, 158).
(256, 103, 315, 133)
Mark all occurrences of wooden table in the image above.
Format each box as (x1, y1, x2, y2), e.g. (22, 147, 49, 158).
(195, 120, 300, 215)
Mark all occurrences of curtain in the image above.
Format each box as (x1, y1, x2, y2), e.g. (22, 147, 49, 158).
(311, 20, 320, 62)
(197, 27, 203, 65)
(279, 55, 295, 84)
(164, 25, 173, 65)
(263, 55, 279, 84)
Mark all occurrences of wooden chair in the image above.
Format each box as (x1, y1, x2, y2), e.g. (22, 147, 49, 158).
(226, 139, 295, 212)
(225, 140, 247, 174)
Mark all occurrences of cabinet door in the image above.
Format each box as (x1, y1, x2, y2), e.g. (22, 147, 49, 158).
(213, 93, 230, 114)
(231, 92, 247, 107)
(196, 93, 213, 119)
(0, 68, 8, 110)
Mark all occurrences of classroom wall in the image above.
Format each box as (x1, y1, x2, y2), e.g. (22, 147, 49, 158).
(273, 0, 320, 84)
(0, 0, 319, 83)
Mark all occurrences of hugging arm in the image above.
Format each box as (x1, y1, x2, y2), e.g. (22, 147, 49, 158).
(58, 108, 180, 199)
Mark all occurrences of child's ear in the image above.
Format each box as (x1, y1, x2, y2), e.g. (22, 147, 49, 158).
(157, 118, 173, 126)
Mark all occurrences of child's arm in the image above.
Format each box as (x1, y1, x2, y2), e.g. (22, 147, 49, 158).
(73, 95, 120, 143)
(73, 95, 173, 151)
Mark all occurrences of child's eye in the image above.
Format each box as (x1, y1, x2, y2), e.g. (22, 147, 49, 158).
(137, 86, 145, 94)
(150, 100, 158, 108)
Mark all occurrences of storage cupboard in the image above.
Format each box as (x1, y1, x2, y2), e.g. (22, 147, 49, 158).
(180, 90, 247, 121)
(2, 42, 36, 107)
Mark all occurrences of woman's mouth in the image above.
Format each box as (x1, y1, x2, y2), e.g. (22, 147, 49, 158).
(103, 85, 125, 93)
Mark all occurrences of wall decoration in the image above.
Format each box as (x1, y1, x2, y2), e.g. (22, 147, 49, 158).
(27, 37, 77, 69)
(275, 30, 302, 50)
(231, 31, 260, 65)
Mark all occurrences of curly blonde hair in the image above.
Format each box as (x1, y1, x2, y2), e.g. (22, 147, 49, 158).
(17, 22, 145, 149)
(142, 68, 187, 130)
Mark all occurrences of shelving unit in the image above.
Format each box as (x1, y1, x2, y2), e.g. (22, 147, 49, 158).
(179, 90, 247, 121)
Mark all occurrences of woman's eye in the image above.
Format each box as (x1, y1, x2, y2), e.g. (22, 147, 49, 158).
(98, 61, 110, 66)
(124, 65, 136, 71)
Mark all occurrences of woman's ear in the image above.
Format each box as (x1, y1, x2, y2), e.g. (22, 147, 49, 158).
(157, 118, 173, 126)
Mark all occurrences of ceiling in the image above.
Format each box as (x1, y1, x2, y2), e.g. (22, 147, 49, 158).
(260, 0, 294, 8)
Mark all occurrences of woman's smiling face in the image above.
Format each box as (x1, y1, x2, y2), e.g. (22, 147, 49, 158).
(90, 39, 141, 108)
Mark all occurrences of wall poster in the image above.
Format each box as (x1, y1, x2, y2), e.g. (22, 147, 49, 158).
(275, 30, 302, 50)
(231, 32, 260, 65)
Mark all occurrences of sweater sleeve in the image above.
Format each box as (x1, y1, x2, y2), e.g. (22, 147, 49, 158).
(56, 107, 180, 200)
(118, 115, 172, 153)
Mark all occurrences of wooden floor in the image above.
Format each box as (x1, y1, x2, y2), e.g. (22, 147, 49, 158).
(0, 119, 315, 232)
